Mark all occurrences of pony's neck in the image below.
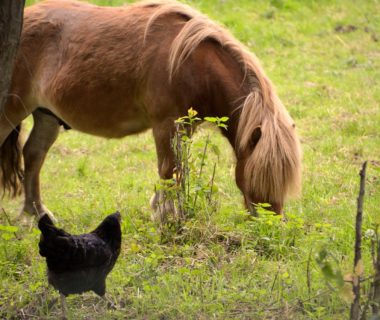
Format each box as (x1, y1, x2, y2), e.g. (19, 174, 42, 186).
(206, 72, 252, 155)
(219, 108, 241, 152)
(186, 41, 262, 154)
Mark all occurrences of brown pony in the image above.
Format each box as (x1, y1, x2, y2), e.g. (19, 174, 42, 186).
(0, 0, 301, 221)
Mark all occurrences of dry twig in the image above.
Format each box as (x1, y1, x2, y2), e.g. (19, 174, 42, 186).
(350, 161, 367, 320)
(372, 226, 380, 315)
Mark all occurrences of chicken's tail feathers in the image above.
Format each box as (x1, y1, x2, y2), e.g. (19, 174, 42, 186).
(94, 211, 121, 230)
(92, 211, 122, 245)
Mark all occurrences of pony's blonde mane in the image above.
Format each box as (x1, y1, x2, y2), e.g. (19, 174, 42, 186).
(143, 0, 302, 206)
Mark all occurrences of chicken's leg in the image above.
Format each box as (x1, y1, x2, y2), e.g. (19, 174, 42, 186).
(101, 295, 117, 309)
(60, 293, 68, 320)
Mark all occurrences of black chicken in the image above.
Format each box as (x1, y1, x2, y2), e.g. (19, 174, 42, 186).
(38, 211, 122, 318)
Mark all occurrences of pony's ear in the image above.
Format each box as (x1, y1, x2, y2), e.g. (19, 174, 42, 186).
(248, 126, 262, 151)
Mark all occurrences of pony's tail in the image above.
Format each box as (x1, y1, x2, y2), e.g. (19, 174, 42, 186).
(0, 125, 24, 198)
(237, 88, 301, 208)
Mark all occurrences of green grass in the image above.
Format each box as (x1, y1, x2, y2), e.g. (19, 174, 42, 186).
(1, 0, 380, 319)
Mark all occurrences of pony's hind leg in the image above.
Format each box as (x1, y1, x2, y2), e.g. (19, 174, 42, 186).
(0, 99, 26, 147)
(20, 109, 60, 222)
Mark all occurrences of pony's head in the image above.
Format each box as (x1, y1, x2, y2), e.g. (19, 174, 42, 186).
(234, 89, 302, 215)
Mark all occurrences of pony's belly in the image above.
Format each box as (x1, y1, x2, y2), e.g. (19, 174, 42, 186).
(37, 61, 151, 138)
(44, 101, 151, 138)
(67, 115, 151, 138)
(101, 119, 151, 138)
(44, 83, 153, 138)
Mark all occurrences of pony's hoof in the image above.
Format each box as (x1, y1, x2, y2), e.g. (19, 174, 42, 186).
(149, 193, 159, 211)
(16, 211, 36, 229)
(20, 204, 58, 224)
(150, 192, 184, 224)
(150, 208, 166, 225)
(150, 193, 166, 224)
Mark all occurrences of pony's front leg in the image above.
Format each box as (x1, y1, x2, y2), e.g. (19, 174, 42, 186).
(20, 109, 60, 223)
(150, 120, 183, 224)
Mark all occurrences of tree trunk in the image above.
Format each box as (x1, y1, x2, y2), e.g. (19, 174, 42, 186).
(0, 0, 26, 111)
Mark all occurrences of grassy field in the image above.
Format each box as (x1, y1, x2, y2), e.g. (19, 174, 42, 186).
(1, 0, 380, 319)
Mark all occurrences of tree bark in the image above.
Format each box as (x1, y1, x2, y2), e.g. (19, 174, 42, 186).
(0, 0, 26, 112)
